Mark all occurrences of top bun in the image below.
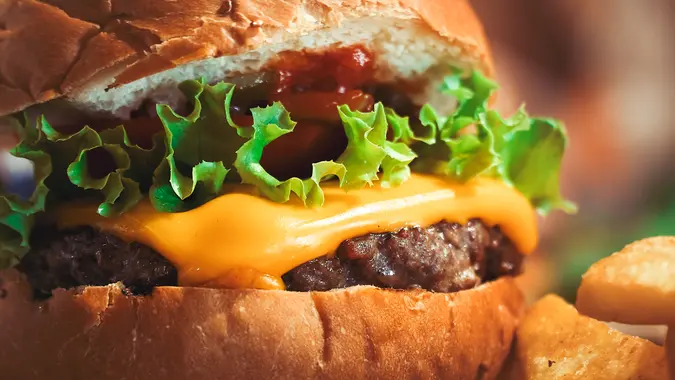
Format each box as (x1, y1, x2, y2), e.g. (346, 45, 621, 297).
(0, 0, 493, 118)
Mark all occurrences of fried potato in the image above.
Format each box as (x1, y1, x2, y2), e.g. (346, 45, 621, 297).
(606, 323, 667, 345)
(576, 236, 675, 325)
(500, 295, 668, 380)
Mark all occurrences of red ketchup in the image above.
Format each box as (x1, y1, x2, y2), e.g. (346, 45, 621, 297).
(260, 46, 376, 179)
(61, 47, 378, 181)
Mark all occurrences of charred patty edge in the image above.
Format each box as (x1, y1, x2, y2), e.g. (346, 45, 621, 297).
(18, 219, 523, 298)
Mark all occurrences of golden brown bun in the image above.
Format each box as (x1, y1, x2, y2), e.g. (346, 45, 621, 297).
(0, 0, 493, 117)
(667, 328, 675, 380)
(500, 295, 668, 380)
(0, 270, 522, 380)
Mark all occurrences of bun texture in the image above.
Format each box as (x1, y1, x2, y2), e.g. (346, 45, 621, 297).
(0, 0, 493, 117)
(0, 270, 522, 380)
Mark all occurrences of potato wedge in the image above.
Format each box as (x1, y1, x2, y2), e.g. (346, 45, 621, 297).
(577, 236, 675, 325)
(606, 323, 667, 345)
(500, 295, 668, 380)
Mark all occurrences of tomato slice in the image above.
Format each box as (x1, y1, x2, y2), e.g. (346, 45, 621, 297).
(230, 114, 254, 126)
(230, 114, 346, 180)
(117, 116, 164, 148)
(57, 116, 163, 150)
(261, 120, 347, 180)
(272, 46, 375, 94)
(271, 90, 373, 122)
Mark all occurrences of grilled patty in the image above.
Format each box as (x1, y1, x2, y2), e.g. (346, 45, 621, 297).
(283, 219, 522, 292)
(18, 219, 522, 298)
(19, 227, 178, 299)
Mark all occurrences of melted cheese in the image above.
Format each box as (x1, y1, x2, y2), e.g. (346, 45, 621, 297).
(56, 174, 538, 290)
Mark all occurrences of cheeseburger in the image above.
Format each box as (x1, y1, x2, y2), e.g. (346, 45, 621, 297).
(0, 0, 574, 379)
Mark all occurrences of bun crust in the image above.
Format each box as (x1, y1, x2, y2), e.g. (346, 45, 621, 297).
(0, 0, 492, 117)
(0, 3, 508, 378)
(0, 270, 522, 380)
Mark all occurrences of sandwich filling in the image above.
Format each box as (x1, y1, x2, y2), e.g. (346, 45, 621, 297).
(21, 219, 520, 299)
(0, 46, 574, 297)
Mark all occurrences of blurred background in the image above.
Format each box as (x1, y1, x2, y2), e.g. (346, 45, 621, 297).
(1, 1, 674, 306)
(471, 0, 675, 304)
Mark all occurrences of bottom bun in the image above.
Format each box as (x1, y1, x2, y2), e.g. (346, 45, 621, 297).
(0, 270, 523, 380)
(668, 328, 675, 380)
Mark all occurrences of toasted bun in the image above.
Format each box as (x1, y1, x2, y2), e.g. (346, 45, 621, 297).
(0, 270, 522, 380)
(577, 236, 675, 325)
(500, 295, 668, 380)
(667, 328, 675, 380)
(0, 0, 493, 118)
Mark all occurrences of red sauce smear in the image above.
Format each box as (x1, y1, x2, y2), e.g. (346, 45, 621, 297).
(60, 46, 378, 181)
(260, 46, 376, 179)
(271, 46, 375, 95)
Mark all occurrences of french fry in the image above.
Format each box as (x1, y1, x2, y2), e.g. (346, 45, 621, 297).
(576, 236, 675, 325)
(501, 295, 668, 380)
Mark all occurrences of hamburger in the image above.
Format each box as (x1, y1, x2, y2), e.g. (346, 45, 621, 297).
(0, 0, 574, 379)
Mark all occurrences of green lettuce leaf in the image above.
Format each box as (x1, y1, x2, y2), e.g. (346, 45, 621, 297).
(381, 109, 431, 187)
(151, 79, 244, 212)
(445, 127, 499, 181)
(335, 103, 427, 189)
(33, 117, 149, 217)
(0, 112, 167, 263)
(419, 69, 575, 214)
(67, 143, 142, 217)
(0, 68, 575, 267)
(336, 104, 389, 188)
(0, 116, 50, 265)
(234, 102, 347, 206)
(0, 207, 34, 268)
(99, 126, 165, 191)
(500, 118, 577, 214)
(448, 69, 499, 118)
(234, 101, 432, 206)
(387, 108, 436, 146)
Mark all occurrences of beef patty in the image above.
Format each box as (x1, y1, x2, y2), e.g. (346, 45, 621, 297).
(18, 219, 522, 298)
(19, 227, 178, 299)
(284, 219, 522, 292)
